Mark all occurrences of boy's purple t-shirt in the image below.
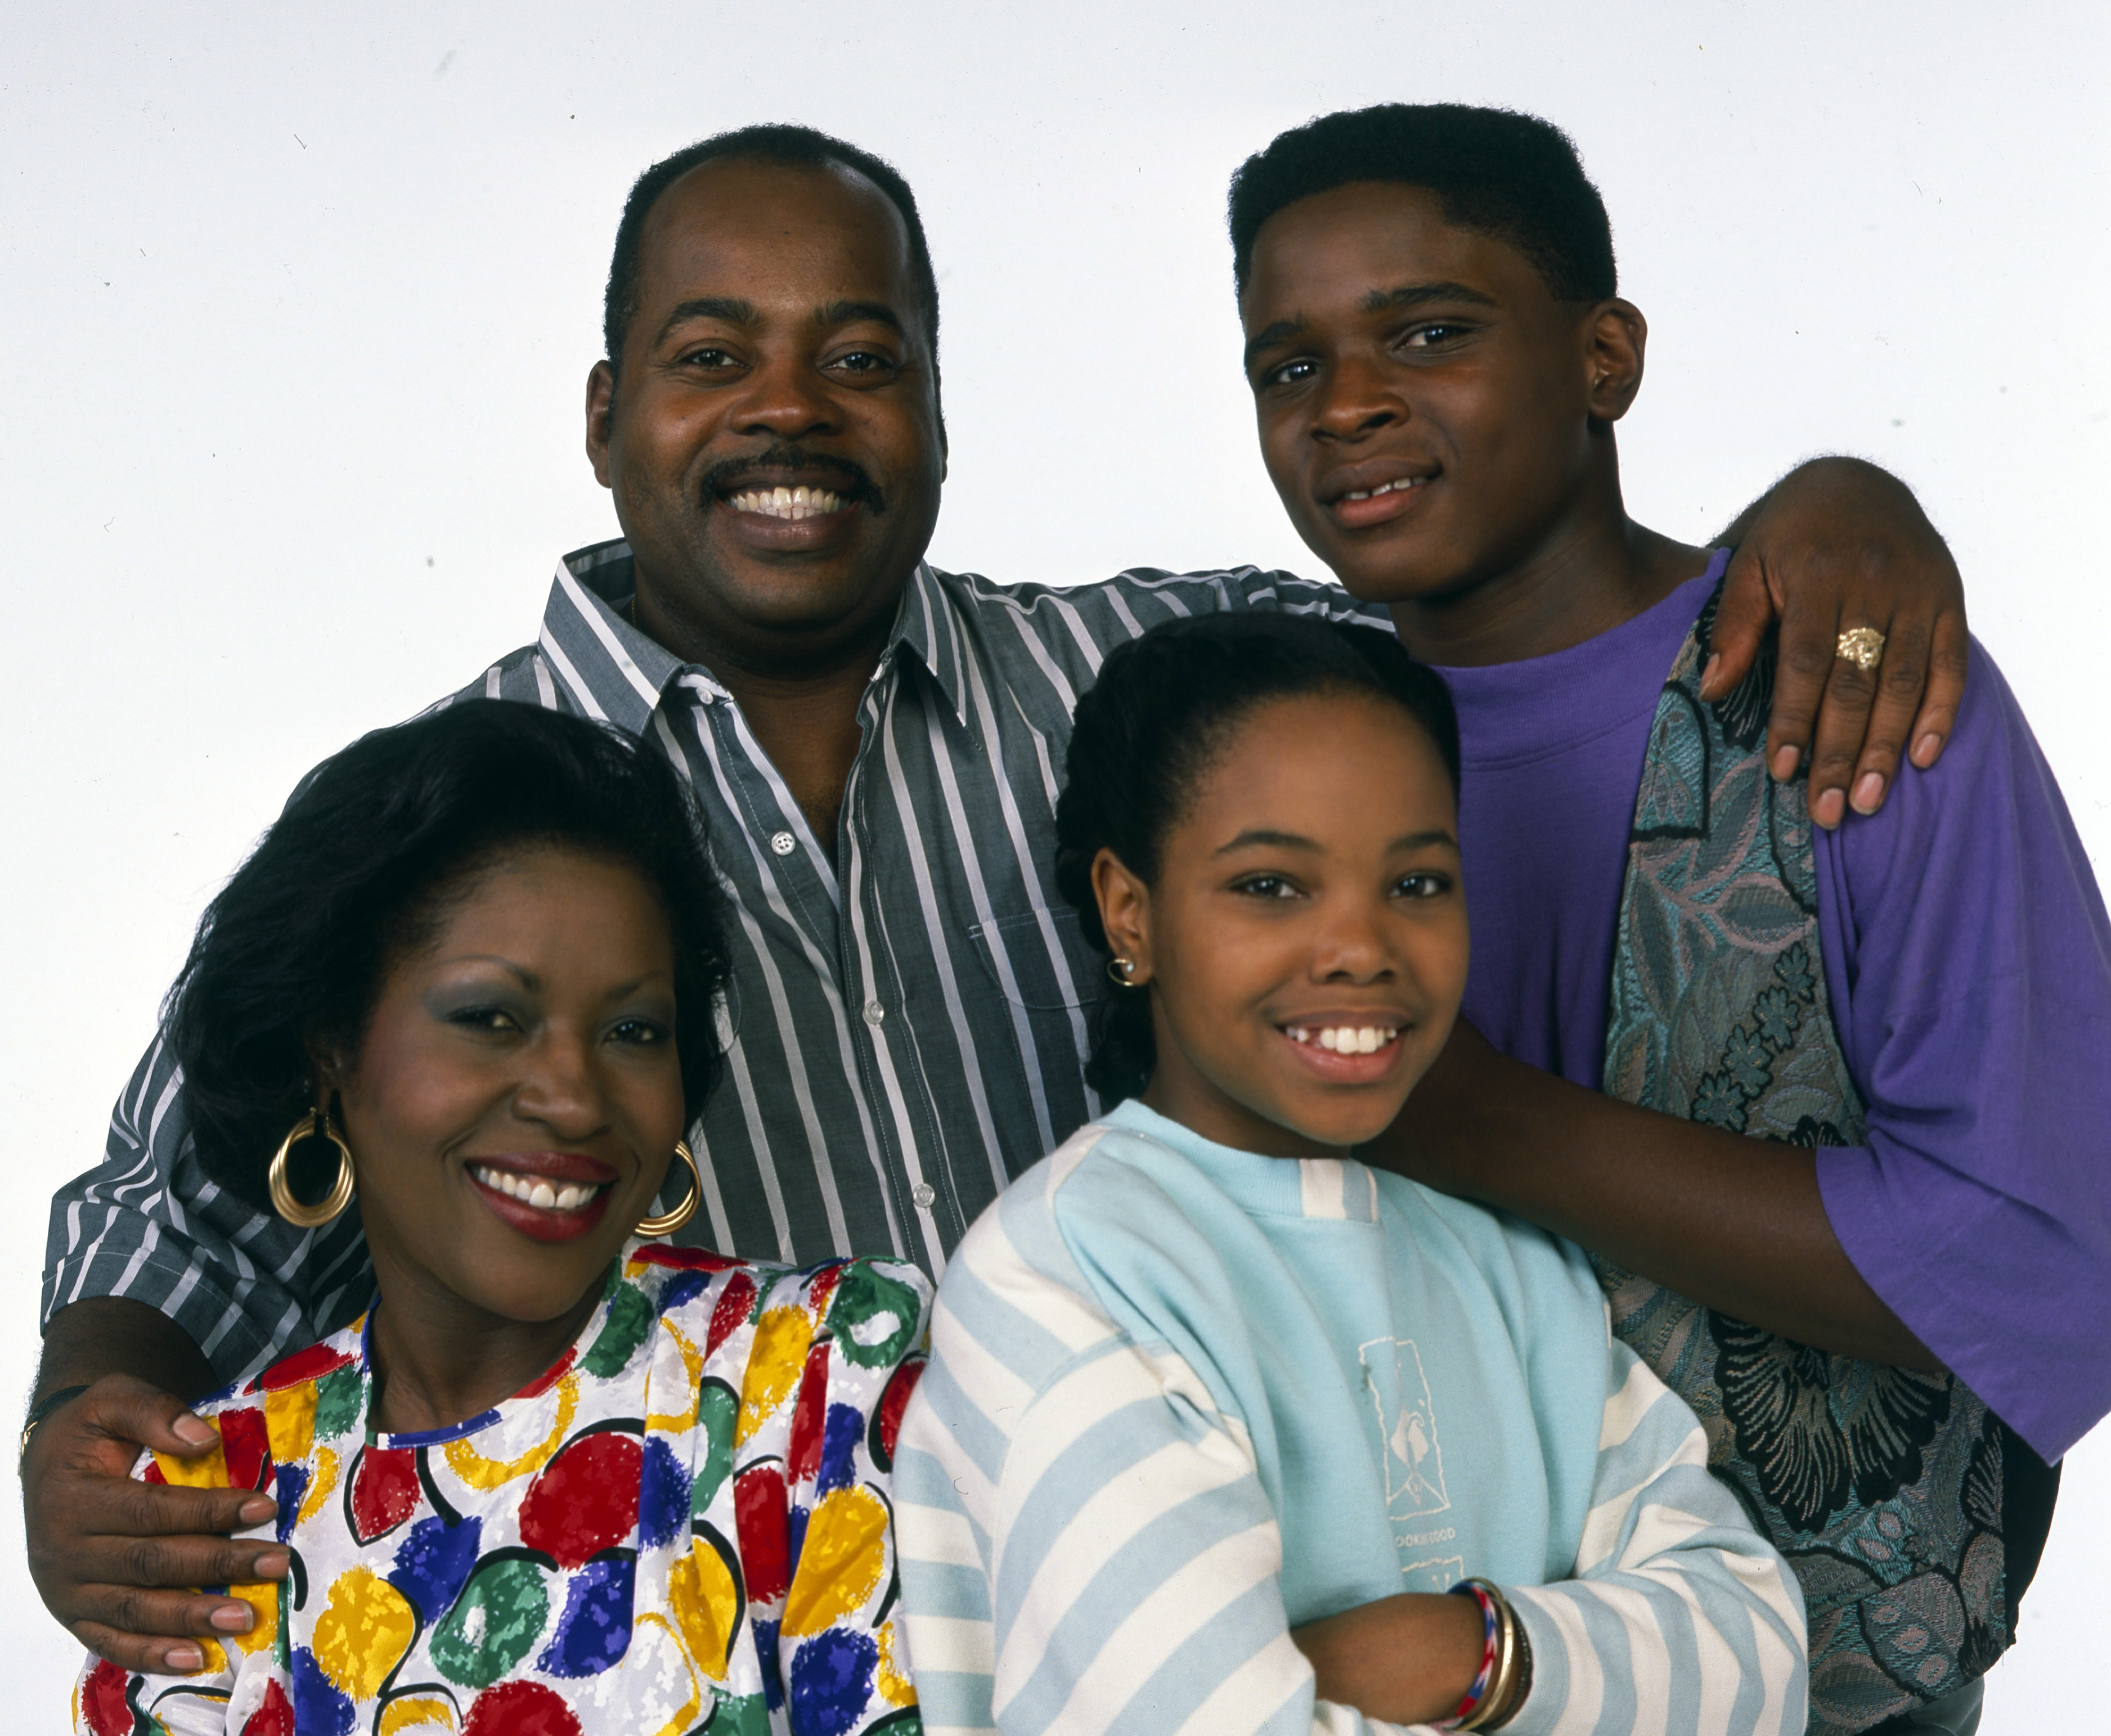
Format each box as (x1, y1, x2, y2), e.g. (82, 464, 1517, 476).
(1436, 553, 2111, 1461)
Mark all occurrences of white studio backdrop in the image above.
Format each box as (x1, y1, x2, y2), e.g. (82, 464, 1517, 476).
(3, 0, 2105, 1722)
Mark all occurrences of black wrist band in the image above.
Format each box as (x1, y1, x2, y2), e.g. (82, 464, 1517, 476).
(18, 1383, 91, 1470)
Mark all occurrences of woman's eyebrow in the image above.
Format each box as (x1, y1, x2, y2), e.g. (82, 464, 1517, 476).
(602, 971, 676, 1001)
(1390, 827, 1460, 851)
(433, 955, 538, 987)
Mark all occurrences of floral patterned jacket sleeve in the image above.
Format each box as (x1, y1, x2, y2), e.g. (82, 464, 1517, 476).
(72, 1243, 932, 1736)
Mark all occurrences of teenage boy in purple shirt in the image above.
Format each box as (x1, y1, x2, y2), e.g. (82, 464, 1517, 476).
(1230, 104, 2108, 1734)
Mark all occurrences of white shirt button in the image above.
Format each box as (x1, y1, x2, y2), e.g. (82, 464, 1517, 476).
(863, 1001, 886, 1027)
(769, 831, 796, 857)
(910, 1182, 937, 1209)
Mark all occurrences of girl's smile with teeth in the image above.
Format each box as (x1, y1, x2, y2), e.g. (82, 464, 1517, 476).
(1283, 1023, 1403, 1054)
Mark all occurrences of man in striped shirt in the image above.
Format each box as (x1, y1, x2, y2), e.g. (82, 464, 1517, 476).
(28, 122, 1969, 1675)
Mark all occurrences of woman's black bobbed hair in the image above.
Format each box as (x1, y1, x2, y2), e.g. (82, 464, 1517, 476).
(167, 700, 732, 1213)
(1052, 613, 1459, 1104)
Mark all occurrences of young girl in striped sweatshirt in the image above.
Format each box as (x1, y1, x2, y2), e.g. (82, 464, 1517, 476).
(893, 614, 1808, 1736)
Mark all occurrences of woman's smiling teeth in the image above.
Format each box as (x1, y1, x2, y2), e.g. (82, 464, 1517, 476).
(727, 484, 846, 520)
(470, 1164, 600, 1213)
(1283, 1024, 1401, 1054)
(1338, 476, 1425, 502)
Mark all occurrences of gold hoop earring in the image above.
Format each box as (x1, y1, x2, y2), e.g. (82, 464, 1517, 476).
(268, 1107, 357, 1229)
(1107, 956, 1141, 987)
(637, 1141, 702, 1237)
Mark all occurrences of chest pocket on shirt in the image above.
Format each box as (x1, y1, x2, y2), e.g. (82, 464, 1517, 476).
(966, 906, 1102, 1010)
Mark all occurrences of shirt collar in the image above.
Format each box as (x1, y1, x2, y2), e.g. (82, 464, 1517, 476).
(536, 539, 970, 735)
(536, 539, 711, 739)
(885, 559, 972, 727)
(1102, 1098, 1277, 1191)
(1101, 1099, 1382, 1225)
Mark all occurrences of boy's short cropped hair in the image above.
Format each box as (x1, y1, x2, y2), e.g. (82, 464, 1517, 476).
(1228, 103, 1617, 305)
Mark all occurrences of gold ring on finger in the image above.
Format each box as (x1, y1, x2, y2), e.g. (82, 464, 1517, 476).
(1835, 626, 1885, 673)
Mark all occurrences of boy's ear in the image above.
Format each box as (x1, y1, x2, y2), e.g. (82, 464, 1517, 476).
(1090, 848, 1156, 986)
(1582, 298, 1649, 424)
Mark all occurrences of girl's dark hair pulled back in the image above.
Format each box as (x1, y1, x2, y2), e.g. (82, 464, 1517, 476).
(167, 700, 733, 1213)
(1053, 613, 1459, 1104)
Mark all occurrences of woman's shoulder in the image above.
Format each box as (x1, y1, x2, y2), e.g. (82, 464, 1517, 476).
(623, 1246, 931, 1499)
(141, 1316, 370, 1491)
(619, 1241, 931, 1383)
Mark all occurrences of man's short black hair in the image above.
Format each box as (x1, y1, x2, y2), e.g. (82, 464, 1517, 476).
(1228, 104, 1616, 304)
(604, 122, 941, 372)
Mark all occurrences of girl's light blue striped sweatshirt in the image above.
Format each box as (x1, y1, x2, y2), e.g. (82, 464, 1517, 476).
(895, 1098, 1808, 1736)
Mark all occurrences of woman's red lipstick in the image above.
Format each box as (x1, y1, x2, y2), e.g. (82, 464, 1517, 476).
(466, 1154, 618, 1245)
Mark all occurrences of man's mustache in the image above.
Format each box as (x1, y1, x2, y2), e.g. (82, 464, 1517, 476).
(701, 444, 883, 513)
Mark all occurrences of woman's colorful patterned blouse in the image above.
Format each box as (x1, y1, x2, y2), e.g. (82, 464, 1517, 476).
(73, 1242, 932, 1736)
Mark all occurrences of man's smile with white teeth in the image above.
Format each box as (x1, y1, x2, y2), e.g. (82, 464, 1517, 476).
(1282, 1024, 1403, 1055)
(1337, 476, 1427, 502)
(469, 1163, 602, 1213)
(725, 483, 849, 520)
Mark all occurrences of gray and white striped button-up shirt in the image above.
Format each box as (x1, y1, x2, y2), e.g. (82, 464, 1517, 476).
(45, 540, 1382, 1381)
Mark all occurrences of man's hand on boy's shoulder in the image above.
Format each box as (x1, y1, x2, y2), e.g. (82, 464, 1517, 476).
(1704, 456, 1969, 831)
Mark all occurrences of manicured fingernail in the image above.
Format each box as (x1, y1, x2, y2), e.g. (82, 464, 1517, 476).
(1912, 732, 1942, 767)
(1813, 788, 1845, 829)
(254, 1550, 290, 1578)
(1771, 745, 1800, 780)
(210, 1602, 254, 1632)
(1700, 654, 1722, 694)
(238, 1495, 276, 1523)
(1852, 772, 1885, 813)
(172, 1413, 215, 1447)
(165, 1644, 204, 1672)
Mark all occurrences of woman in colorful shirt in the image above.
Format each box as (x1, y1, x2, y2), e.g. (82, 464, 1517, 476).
(72, 701, 929, 1736)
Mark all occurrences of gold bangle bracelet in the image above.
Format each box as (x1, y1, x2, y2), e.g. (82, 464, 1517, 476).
(1480, 1591, 1533, 1732)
